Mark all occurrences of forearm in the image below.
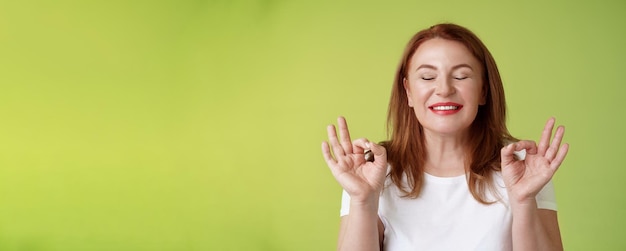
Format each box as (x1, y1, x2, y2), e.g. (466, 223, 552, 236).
(510, 200, 563, 251)
(337, 201, 381, 251)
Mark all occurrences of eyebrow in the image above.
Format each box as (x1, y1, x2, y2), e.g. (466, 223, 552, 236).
(415, 63, 474, 71)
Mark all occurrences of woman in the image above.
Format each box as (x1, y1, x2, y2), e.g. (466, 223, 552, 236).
(321, 23, 569, 251)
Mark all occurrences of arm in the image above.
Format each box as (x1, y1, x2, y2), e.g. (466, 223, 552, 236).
(321, 117, 388, 251)
(510, 201, 563, 251)
(502, 118, 568, 251)
(337, 205, 385, 251)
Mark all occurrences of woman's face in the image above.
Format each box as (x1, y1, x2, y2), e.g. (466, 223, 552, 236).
(404, 38, 485, 137)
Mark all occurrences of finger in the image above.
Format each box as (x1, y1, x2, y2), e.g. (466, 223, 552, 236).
(327, 124, 345, 157)
(352, 138, 375, 162)
(537, 117, 556, 155)
(545, 125, 565, 161)
(321, 141, 338, 166)
(550, 143, 569, 171)
(512, 140, 538, 155)
(368, 141, 388, 168)
(352, 138, 370, 154)
(337, 116, 353, 154)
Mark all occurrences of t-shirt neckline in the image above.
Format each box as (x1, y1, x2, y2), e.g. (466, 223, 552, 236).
(423, 172, 467, 184)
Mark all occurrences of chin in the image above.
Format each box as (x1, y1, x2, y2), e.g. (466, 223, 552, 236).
(422, 122, 473, 136)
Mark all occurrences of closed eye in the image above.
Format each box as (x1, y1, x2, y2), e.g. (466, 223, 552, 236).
(421, 77, 435, 81)
(454, 76, 468, 80)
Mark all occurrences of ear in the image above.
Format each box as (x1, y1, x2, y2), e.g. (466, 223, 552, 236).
(403, 78, 413, 107)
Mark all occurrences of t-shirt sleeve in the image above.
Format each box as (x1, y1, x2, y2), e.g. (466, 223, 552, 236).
(340, 189, 350, 217)
(536, 180, 558, 211)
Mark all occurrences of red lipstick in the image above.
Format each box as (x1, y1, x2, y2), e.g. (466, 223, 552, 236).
(428, 102, 463, 115)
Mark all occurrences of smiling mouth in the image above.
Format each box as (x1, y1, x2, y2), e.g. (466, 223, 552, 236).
(430, 105, 460, 111)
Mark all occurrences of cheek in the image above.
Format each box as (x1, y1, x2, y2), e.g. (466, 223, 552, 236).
(461, 85, 484, 104)
(414, 89, 433, 104)
(406, 82, 435, 106)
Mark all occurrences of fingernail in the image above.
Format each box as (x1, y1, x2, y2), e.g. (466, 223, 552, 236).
(366, 142, 371, 149)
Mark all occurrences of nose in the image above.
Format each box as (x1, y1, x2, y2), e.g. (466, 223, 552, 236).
(435, 77, 455, 97)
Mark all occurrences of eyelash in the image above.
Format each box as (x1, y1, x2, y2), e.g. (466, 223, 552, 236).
(420, 76, 468, 81)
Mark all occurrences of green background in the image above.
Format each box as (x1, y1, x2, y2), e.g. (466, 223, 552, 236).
(0, 0, 624, 250)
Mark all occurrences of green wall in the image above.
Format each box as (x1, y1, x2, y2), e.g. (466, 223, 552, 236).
(0, 0, 624, 250)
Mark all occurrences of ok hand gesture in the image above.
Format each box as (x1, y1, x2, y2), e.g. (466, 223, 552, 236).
(321, 117, 388, 204)
(501, 117, 569, 204)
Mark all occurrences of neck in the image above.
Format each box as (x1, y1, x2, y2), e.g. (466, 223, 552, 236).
(423, 131, 469, 177)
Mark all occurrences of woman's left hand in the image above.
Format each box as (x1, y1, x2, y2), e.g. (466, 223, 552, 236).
(501, 117, 569, 205)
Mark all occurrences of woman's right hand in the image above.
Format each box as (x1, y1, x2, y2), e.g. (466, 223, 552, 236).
(322, 116, 388, 204)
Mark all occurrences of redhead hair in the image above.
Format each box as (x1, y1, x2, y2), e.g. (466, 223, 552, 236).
(381, 23, 516, 204)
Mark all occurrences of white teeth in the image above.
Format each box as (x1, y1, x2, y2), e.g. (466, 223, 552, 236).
(432, 106, 458, 111)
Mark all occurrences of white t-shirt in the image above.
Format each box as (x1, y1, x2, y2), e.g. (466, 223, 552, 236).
(339, 171, 557, 251)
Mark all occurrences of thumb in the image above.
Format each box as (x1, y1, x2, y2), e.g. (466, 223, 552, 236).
(501, 143, 517, 166)
(367, 142, 387, 168)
